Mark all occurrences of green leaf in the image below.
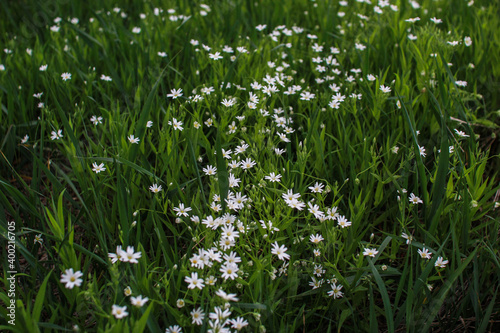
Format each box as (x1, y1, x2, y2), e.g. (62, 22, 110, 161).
(420, 248, 478, 331)
(129, 66, 167, 161)
(426, 88, 449, 235)
(32, 271, 52, 323)
(215, 131, 229, 211)
(368, 258, 394, 332)
(477, 288, 498, 333)
(132, 302, 154, 333)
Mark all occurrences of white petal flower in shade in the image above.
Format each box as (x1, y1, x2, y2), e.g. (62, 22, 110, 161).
(92, 162, 106, 173)
(271, 242, 290, 261)
(215, 289, 239, 302)
(111, 305, 128, 319)
(130, 295, 149, 307)
(185, 272, 205, 290)
(149, 183, 162, 193)
(363, 248, 379, 257)
(409, 193, 423, 205)
(60, 268, 83, 289)
(190, 307, 205, 325)
(435, 256, 449, 268)
(418, 247, 432, 259)
(119, 246, 142, 263)
(327, 283, 344, 298)
(61, 72, 72, 81)
(128, 135, 140, 144)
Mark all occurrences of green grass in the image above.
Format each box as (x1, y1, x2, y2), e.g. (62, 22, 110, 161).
(1, 0, 499, 332)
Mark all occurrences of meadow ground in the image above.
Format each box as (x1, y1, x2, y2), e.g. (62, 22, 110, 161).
(1, 0, 499, 332)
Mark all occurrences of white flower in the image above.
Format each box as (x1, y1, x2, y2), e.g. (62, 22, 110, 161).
(379, 85, 391, 93)
(124, 286, 132, 296)
(220, 263, 239, 280)
(418, 247, 432, 259)
(165, 325, 182, 333)
(167, 88, 183, 99)
(222, 98, 236, 107)
(51, 129, 63, 140)
(132, 27, 141, 34)
(203, 165, 217, 176)
(240, 158, 256, 170)
(209, 52, 223, 60)
(435, 256, 449, 268)
(90, 115, 103, 125)
(401, 232, 413, 244)
(149, 183, 162, 193)
(265, 172, 282, 182)
(92, 162, 106, 173)
(409, 193, 423, 205)
(271, 242, 290, 261)
(300, 91, 315, 101)
(313, 264, 325, 277)
(405, 17, 420, 23)
(418, 146, 426, 157)
(185, 272, 205, 290)
(39, 64, 48, 71)
(111, 305, 128, 319)
(119, 246, 142, 263)
(277, 132, 290, 142)
(173, 203, 192, 217)
(324, 207, 338, 221)
(309, 234, 324, 244)
(216, 289, 239, 302)
(100, 74, 112, 81)
(309, 277, 323, 289)
(355, 43, 366, 50)
(308, 182, 324, 193)
(128, 134, 140, 144)
(337, 215, 351, 228)
(327, 283, 344, 298)
(308, 202, 324, 219)
(230, 317, 249, 330)
(454, 129, 469, 138)
(464, 36, 472, 47)
(60, 268, 84, 289)
(34, 233, 43, 244)
(363, 248, 378, 257)
(108, 245, 123, 264)
(191, 307, 205, 325)
(205, 275, 217, 285)
(176, 299, 185, 308)
(169, 118, 184, 131)
(61, 72, 72, 81)
(130, 295, 149, 307)
(209, 306, 231, 322)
